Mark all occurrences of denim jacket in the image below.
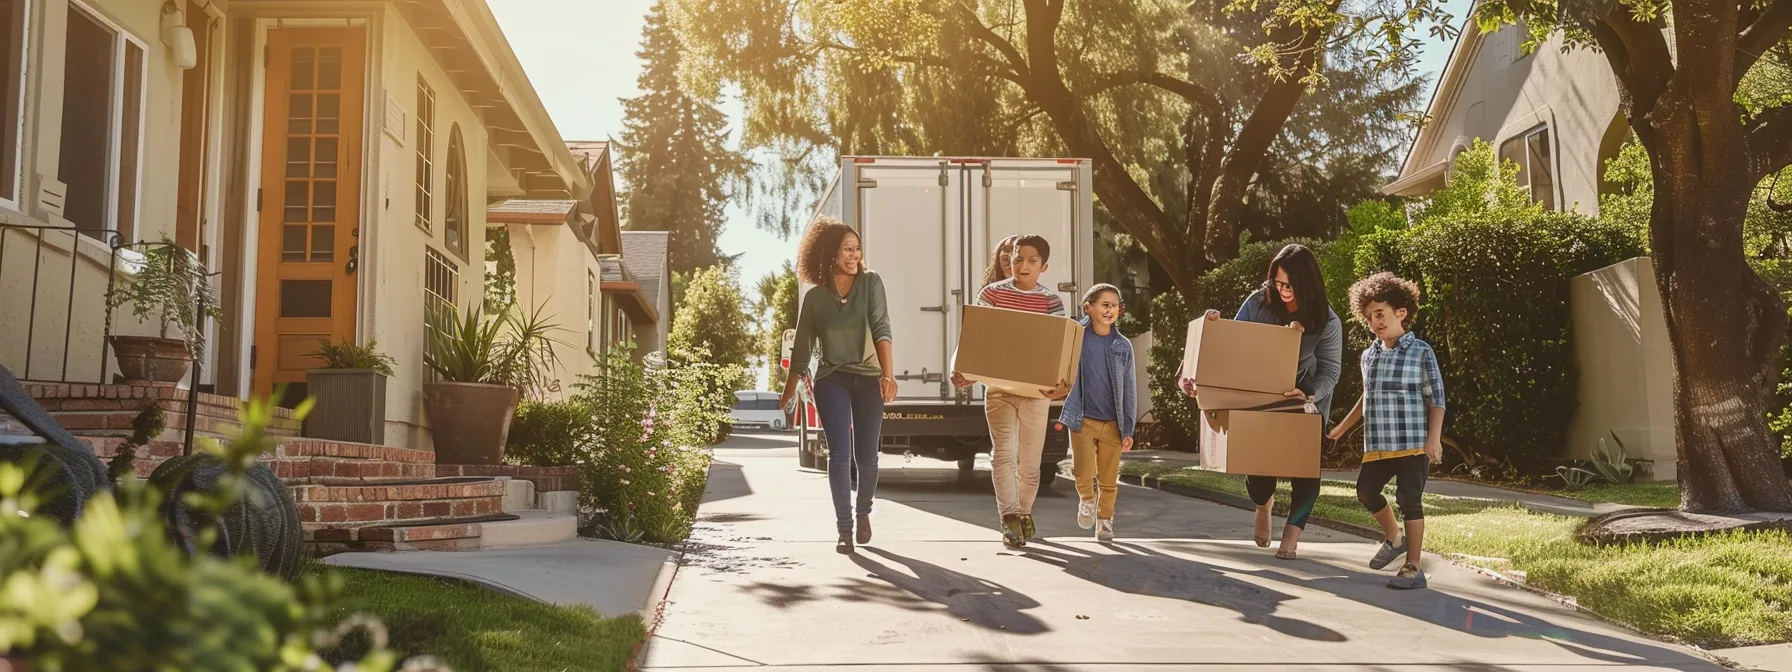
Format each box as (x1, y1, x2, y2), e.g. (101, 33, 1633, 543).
(1058, 322, 1137, 438)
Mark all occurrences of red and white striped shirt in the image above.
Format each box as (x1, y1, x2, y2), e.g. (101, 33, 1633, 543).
(977, 277, 1065, 316)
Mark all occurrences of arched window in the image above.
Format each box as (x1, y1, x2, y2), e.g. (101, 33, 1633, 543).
(444, 124, 468, 258)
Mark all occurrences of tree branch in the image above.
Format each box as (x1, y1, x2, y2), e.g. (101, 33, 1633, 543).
(952, 2, 1032, 82)
(1736, 0, 1792, 86)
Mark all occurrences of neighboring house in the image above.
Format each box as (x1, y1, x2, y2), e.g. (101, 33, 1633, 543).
(597, 254, 658, 360)
(1382, 15, 1677, 479)
(0, 0, 595, 451)
(620, 230, 671, 357)
(486, 198, 613, 399)
(1383, 18, 1631, 215)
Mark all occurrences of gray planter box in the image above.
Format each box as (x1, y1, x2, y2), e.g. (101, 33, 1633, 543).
(303, 369, 388, 444)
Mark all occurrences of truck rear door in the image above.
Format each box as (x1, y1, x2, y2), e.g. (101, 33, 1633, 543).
(853, 159, 961, 401)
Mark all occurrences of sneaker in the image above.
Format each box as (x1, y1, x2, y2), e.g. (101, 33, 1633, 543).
(1369, 537, 1407, 570)
(1077, 500, 1096, 529)
(1388, 564, 1428, 590)
(1096, 518, 1114, 542)
(1001, 516, 1027, 548)
(1020, 515, 1037, 540)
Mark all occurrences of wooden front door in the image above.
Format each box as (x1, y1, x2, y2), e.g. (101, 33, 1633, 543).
(253, 28, 365, 403)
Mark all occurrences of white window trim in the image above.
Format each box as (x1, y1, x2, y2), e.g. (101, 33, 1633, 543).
(66, 0, 147, 244)
(1499, 123, 1557, 208)
(0, 0, 30, 211)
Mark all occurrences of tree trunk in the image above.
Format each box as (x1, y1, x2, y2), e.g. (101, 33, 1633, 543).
(1646, 93, 1792, 513)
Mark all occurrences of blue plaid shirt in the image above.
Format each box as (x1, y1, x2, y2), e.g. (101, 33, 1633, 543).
(1359, 332, 1446, 461)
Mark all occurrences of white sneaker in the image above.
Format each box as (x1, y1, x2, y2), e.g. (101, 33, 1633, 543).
(1077, 500, 1096, 529)
(1096, 518, 1114, 542)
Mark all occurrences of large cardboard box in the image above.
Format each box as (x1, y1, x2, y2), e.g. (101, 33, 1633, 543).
(1200, 409, 1322, 478)
(955, 304, 1082, 398)
(1192, 386, 1308, 413)
(1182, 318, 1300, 409)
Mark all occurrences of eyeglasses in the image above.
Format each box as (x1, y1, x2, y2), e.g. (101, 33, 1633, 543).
(1273, 280, 1295, 292)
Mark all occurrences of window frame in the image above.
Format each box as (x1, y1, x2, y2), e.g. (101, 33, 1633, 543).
(422, 247, 459, 382)
(62, 0, 147, 242)
(443, 123, 467, 260)
(586, 270, 596, 355)
(0, 0, 31, 210)
(1498, 124, 1557, 211)
(413, 76, 435, 234)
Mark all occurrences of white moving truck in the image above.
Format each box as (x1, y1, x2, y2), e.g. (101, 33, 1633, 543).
(790, 156, 1095, 487)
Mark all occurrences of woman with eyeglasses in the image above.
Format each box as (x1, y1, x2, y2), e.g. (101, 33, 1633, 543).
(1178, 243, 1342, 560)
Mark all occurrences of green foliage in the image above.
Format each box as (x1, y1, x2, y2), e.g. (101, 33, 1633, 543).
(616, 0, 749, 277)
(506, 344, 741, 543)
(483, 226, 518, 314)
(1755, 259, 1792, 459)
(1591, 432, 1636, 485)
(1598, 139, 1653, 243)
(105, 237, 222, 351)
(426, 303, 567, 396)
(755, 262, 799, 392)
(0, 393, 429, 671)
(105, 403, 166, 483)
(1552, 464, 1600, 489)
(1355, 144, 1646, 477)
(668, 265, 755, 376)
(306, 339, 397, 377)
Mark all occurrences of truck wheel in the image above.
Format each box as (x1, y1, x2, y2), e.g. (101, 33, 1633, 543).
(958, 457, 976, 472)
(798, 442, 816, 469)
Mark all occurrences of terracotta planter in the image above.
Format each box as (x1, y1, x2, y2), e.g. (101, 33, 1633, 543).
(109, 335, 192, 383)
(303, 369, 389, 444)
(422, 381, 519, 465)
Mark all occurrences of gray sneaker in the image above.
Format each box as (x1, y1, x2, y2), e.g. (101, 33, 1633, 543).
(1077, 500, 1096, 530)
(1369, 537, 1407, 570)
(1096, 518, 1114, 542)
(1388, 564, 1428, 590)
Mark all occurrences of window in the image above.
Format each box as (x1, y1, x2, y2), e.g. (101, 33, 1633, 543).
(0, 0, 28, 207)
(422, 248, 458, 381)
(413, 77, 435, 233)
(1499, 125, 1555, 211)
(586, 270, 596, 354)
(60, 2, 145, 240)
(444, 124, 467, 258)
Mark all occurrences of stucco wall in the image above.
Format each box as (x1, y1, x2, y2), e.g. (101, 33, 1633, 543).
(1408, 24, 1623, 214)
(504, 221, 604, 400)
(1567, 257, 1677, 481)
(0, 0, 194, 383)
(369, 8, 488, 449)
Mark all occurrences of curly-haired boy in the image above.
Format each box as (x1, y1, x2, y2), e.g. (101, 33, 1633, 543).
(1328, 272, 1446, 590)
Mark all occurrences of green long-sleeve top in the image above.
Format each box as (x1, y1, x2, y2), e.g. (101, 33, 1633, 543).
(790, 270, 893, 381)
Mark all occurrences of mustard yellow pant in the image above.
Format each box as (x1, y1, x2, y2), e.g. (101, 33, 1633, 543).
(1070, 418, 1124, 519)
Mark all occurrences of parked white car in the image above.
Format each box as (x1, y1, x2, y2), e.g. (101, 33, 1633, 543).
(730, 390, 787, 430)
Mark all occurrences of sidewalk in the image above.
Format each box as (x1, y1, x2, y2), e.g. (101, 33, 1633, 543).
(324, 538, 679, 619)
(1121, 450, 1637, 517)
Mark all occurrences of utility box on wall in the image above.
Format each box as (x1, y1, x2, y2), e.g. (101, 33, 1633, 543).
(1567, 257, 1678, 481)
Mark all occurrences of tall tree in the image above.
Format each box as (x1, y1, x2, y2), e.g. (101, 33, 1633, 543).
(669, 265, 756, 371)
(1480, 0, 1792, 513)
(668, 0, 1450, 296)
(752, 262, 799, 392)
(617, 0, 750, 278)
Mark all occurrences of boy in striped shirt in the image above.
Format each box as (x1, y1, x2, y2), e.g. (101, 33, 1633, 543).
(952, 234, 1070, 548)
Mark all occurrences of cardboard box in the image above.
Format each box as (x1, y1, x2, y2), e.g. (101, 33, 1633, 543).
(955, 304, 1082, 398)
(1192, 386, 1309, 413)
(1200, 409, 1322, 478)
(1181, 318, 1300, 398)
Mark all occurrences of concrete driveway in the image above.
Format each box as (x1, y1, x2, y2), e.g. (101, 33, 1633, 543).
(639, 431, 1727, 671)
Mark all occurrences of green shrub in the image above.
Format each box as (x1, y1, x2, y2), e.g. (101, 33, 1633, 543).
(1755, 259, 1792, 459)
(505, 343, 740, 543)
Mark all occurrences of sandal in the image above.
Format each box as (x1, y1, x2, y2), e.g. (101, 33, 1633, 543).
(1274, 548, 1298, 560)
(1253, 507, 1272, 548)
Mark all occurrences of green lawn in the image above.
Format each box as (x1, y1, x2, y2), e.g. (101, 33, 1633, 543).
(1550, 482, 1684, 508)
(1122, 462, 1792, 648)
(311, 564, 647, 672)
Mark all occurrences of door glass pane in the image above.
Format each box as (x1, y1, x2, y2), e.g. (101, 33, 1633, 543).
(317, 46, 341, 89)
(291, 47, 314, 89)
(286, 138, 310, 177)
(311, 225, 334, 262)
(287, 93, 312, 134)
(279, 279, 332, 318)
(315, 137, 337, 178)
(282, 225, 306, 261)
(283, 180, 308, 222)
(316, 93, 339, 134)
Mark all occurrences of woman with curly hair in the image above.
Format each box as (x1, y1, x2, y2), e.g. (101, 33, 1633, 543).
(979, 235, 1020, 292)
(779, 216, 897, 554)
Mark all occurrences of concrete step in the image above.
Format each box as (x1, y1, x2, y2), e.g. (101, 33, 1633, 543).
(538, 490, 579, 514)
(305, 515, 515, 553)
(479, 511, 578, 549)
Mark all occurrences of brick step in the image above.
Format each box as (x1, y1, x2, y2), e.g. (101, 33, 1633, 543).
(292, 477, 505, 528)
(305, 514, 519, 553)
(268, 456, 435, 480)
(273, 439, 435, 464)
(25, 382, 301, 422)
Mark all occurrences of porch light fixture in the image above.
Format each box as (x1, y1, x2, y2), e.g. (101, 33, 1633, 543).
(161, 2, 197, 70)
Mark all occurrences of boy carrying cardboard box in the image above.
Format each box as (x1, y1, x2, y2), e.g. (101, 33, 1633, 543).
(952, 234, 1070, 548)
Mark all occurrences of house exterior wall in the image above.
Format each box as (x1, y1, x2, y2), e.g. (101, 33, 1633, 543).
(0, 0, 200, 384)
(502, 221, 604, 400)
(1396, 24, 1623, 214)
(1567, 257, 1678, 481)
(368, 6, 487, 448)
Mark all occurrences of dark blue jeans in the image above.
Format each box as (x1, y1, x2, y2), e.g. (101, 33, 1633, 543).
(813, 372, 883, 534)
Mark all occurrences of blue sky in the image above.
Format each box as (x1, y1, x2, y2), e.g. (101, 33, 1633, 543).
(488, 0, 1474, 288)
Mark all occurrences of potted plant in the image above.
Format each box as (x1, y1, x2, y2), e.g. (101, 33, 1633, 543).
(301, 340, 396, 444)
(423, 304, 563, 465)
(103, 238, 220, 384)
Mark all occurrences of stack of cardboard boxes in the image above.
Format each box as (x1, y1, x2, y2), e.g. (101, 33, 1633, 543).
(955, 305, 1083, 396)
(1182, 318, 1321, 478)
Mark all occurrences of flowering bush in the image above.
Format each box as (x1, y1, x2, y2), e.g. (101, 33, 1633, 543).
(506, 343, 740, 543)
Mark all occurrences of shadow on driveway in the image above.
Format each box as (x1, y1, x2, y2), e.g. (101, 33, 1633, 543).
(701, 460, 752, 505)
(732, 546, 1050, 635)
(875, 467, 1221, 542)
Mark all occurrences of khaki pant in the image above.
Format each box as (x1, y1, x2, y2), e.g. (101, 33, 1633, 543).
(1071, 419, 1124, 519)
(986, 391, 1049, 518)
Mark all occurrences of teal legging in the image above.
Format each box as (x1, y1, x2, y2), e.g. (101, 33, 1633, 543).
(1247, 476, 1321, 529)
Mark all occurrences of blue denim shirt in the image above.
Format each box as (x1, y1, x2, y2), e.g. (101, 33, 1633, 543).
(1058, 322, 1137, 438)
